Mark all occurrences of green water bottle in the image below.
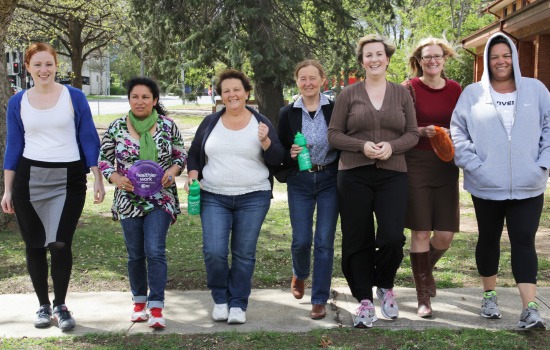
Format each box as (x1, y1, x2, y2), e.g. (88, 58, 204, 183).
(188, 179, 201, 215)
(294, 132, 312, 171)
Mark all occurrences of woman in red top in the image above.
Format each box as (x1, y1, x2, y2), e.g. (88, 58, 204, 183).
(403, 37, 462, 318)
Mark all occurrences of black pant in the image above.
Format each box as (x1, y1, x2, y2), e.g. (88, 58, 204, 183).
(472, 194, 543, 284)
(338, 165, 407, 302)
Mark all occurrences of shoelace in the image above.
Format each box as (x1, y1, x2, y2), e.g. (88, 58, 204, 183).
(356, 301, 373, 316)
(56, 308, 71, 320)
(36, 307, 50, 316)
(232, 308, 245, 316)
(383, 289, 396, 306)
(150, 308, 163, 318)
(482, 296, 497, 307)
(134, 303, 146, 312)
(522, 309, 537, 322)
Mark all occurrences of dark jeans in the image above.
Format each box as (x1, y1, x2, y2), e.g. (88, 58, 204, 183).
(120, 209, 172, 308)
(472, 194, 543, 284)
(200, 190, 271, 310)
(338, 165, 407, 302)
(287, 167, 338, 305)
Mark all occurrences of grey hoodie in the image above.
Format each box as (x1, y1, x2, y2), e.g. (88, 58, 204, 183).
(450, 32, 550, 200)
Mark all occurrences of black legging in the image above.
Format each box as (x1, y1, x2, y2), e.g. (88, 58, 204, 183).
(26, 242, 73, 307)
(472, 194, 543, 284)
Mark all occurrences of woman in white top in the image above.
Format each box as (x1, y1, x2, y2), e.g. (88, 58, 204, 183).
(451, 32, 550, 329)
(1, 43, 105, 331)
(186, 69, 283, 324)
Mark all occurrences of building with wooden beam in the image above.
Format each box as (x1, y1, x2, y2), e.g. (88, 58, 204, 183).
(461, 0, 550, 88)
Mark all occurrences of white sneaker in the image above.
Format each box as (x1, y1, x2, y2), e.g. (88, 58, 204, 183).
(227, 307, 246, 324)
(376, 288, 399, 319)
(53, 305, 76, 331)
(34, 305, 52, 328)
(130, 303, 148, 322)
(148, 308, 166, 329)
(212, 303, 229, 321)
(354, 299, 377, 328)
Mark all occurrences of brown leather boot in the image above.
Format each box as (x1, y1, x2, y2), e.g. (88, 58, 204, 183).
(291, 275, 305, 299)
(410, 252, 433, 318)
(428, 243, 448, 297)
(310, 304, 326, 319)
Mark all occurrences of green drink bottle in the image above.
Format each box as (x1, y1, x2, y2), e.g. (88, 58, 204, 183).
(188, 179, 201, 215)
(294, 132, 312, 171)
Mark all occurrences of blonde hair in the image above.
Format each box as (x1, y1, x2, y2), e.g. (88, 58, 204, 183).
(408, 37, 458, 78)
(356, 34, 396, 66)
(294, 59, 326, 80)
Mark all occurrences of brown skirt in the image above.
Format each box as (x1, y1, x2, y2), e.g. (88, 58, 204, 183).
(405, 148, 459, 232)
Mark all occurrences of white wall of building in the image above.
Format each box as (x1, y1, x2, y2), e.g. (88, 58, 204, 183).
(80, 54, 110, 96)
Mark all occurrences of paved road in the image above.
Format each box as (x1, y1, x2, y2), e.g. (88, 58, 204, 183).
(88, 95, 184, 116)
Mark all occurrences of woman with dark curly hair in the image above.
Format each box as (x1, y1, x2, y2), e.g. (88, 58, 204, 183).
(186, 69, 284, 324)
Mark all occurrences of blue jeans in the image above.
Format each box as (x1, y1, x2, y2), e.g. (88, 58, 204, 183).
(201, 190, 271, 310)
(120, 209, 171, 308)
(287, 168, 338, 304)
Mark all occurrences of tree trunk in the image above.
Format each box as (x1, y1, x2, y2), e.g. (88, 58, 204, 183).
(70, 50, 84, 90)
(243, 0, 286, 129)
(254, 76, 285, 129)
(0, 0, 18, 227)
(68, 16, 84, 89)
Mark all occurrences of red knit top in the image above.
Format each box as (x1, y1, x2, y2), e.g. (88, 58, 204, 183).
(406, 77, 462, 150)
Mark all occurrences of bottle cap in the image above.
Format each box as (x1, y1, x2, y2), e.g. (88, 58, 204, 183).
(189, 179, 200, 194)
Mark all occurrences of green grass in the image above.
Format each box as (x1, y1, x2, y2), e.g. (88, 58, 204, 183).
(2, 176, 550, 295)
(93, 114, 122, 129)
(86, 95, 124, 100)
(2, 165, 550, 348)
(168, 104, 213, 109)
(1, 328, 549, 349)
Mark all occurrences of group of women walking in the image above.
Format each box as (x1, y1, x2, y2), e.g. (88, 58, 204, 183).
(2, 30, 548, 331)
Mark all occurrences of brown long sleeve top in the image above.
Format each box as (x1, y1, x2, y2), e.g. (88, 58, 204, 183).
(328, 80, 419, 172)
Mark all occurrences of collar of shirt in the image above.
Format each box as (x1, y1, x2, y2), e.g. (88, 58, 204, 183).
(294, 92, 330, 114)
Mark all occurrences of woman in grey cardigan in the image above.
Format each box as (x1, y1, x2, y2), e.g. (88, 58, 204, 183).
(451, 32, 550, 330)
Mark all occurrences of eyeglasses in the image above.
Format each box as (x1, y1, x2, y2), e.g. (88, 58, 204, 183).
(421, 55, 444, 62)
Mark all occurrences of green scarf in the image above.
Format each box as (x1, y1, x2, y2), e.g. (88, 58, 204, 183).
(129, 109, 158, 162)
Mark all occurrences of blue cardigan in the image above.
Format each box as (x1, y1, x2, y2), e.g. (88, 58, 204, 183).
(4, 85, 100, 172)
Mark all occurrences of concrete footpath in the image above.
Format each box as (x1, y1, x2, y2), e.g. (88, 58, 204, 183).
(1, 287, 548, 338)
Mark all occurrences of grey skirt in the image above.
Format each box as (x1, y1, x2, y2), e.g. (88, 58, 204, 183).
(12, 157, 87, 248)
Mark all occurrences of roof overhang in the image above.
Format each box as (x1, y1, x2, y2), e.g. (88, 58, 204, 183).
(463, 0, 550, 49)
(483, 0, 516, 14)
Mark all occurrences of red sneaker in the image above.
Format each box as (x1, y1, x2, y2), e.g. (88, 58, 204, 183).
(131, 303, 148, 322)
(148, 307, 166, 329)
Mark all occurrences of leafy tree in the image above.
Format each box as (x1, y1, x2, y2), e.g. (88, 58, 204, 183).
(390, 0, 493, 87)
(109, 46, 141, 90)
(9, 0, 128, 89)
(130, 0, 396, 125)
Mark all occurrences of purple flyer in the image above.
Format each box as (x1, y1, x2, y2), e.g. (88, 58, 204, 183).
(127, 160, 164, 197)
